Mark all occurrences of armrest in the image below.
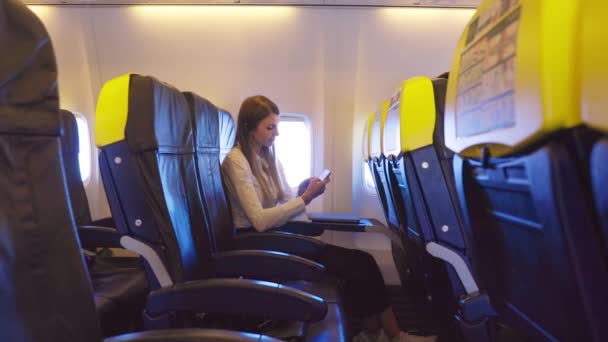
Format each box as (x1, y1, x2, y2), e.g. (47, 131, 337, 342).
(278, 220, 368, 236)
(91, 216, 116, 228)
(213, 250, 325, 281)
(78, 225, 121, 249)
(234, 231, 325, 258)
(105, 328, 282, 342)
(275, 221, 325, 236)
(426, 242, 478, 295)
(121, 236, 173, 287)
(145, 278, 327, 322)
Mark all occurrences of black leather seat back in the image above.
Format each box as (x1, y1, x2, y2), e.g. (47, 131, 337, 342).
(368, 104, 400, 233)
(126, 82, 207, 283)
(59, 109, 93, 226)
(184, 92, 235, 252)
(591, 139, 608, 249)
(96, 75, 214, 284)
(0, 1, 101, 340)
(452, 138, 605, 340)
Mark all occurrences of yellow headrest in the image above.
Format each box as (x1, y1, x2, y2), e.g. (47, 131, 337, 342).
(444, 0, 582, 157)
(581, 0, 608, 133)
(370, 100, 390, 159)
(95, 74, 132, 147)
(383, 77, 436, 157)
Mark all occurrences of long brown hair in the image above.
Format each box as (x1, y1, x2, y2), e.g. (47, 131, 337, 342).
(235, 95, 285, 201)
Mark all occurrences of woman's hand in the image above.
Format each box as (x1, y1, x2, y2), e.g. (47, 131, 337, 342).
(300, 176, 331, 205)
(297, 178, 311, 196)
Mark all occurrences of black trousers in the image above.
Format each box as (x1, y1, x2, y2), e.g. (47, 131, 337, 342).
(237, 228, 390, 317)
(306, 243, 390, 318)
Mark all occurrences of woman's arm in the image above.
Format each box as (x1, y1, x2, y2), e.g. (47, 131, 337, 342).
(277, 159, 294, 201)
(276, 159, 322, 204)
(222, 152, 306, 232)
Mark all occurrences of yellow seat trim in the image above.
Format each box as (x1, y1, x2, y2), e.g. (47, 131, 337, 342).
(444, 0, 582, 157)
(95, 74, 132, 147)
(581, 0, 608, 133)
(400, 77, 436, 153)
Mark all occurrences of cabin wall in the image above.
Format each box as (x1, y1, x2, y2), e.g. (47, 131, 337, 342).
(29, 5, 473, 223)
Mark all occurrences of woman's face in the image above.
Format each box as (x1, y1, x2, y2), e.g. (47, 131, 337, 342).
(251, 113, 279, 150)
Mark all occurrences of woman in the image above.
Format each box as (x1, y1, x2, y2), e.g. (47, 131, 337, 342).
(221, 95, 427, 342)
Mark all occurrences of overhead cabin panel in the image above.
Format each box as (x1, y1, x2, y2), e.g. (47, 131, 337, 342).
(23, 0, 480, 8)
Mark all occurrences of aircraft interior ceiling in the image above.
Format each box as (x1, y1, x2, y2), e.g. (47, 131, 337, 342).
(24, 0, 481, 7)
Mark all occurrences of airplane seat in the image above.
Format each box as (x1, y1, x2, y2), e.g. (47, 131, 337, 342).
(96, 74, 200, 291)
(60, 109, 150, 336)
(581, 0, 608, 256)
(218, 107, 236, 163)
(368, 102, 400, 235)
(59, 110, 116, 226)
(60, 109, 97, 226)
(95, 74, 341, 341)
(0, 1, 101, 339)
(373, 97, 437, 335)
(382, 77, 477, 338)
(181, 93, 235, 253)
(367, 103, 441, 334)
(444, 0, 608, 340)
(0, 1, 281, 341)
(182, 91, 348, 341)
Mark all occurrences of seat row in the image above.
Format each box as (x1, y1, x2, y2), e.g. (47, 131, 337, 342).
(364, 0, 608, 341)
(93, 73, 348, 341)
(1, 1, 272, 341)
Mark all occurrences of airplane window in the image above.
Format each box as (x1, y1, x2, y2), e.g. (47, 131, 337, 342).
(73, 112, 92, 183)
(363, 164, 376, 193)
(361, 120, 376, 193)
(274, 114, 312, 188)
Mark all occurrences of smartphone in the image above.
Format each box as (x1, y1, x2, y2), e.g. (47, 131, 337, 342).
(318, 169, 332, 181)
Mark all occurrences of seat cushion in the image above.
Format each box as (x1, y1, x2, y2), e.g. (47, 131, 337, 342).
(304, 303, 348, 342)
(259, 303, 348, 342)
(89, 257, 149, 336)
(284, 278, 342, 304)
(266, 279, 349, 341)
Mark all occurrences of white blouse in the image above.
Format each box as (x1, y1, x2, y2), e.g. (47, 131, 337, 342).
(221, 146, 306, 231)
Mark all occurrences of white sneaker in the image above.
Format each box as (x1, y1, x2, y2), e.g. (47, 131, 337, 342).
(391, 331, 438, 342)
